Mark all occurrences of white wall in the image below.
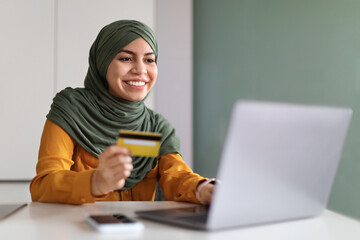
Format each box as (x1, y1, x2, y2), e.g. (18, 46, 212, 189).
(155, 0, 193, 166)
(0, 0, 55, 180)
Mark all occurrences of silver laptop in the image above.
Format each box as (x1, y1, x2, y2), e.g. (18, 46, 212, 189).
(136, 100, 352, 230)
(0, 203, 27, 221)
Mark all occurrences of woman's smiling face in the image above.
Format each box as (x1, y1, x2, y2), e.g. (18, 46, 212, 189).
(106, 37, 158, 101)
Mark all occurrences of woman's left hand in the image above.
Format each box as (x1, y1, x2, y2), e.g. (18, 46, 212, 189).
(198, 183, 215, 205)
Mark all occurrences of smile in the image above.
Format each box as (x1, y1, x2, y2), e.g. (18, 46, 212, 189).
(125, 81, 146, 87)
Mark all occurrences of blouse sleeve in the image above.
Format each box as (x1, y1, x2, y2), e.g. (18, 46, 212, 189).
(30, 119, 97, 204)
(158, 153, 207, 203)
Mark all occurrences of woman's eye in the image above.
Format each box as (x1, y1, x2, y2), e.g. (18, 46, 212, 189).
(145, 59, 155, 63)
(119, 57, 131, 62)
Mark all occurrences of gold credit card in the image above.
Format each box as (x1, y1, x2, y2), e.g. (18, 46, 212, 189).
(117, 130, 162, 157)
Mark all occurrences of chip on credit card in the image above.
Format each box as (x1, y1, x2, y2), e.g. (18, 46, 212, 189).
(117, 130, 162, 157)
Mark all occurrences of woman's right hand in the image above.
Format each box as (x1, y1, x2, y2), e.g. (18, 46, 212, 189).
(91, 145, 133, 196)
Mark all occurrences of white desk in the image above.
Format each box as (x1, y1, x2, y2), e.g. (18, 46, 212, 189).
(0, 201, 360, 240)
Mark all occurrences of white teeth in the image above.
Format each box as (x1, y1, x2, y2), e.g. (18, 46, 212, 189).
(127, 81, 146, 86)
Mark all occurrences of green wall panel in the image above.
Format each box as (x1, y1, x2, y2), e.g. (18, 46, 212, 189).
(194, 0, 360, 219)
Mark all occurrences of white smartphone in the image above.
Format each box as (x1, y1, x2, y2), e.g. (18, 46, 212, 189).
(86, 214, 144, 234)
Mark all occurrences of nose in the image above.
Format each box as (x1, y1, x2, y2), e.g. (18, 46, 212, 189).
(131, 60, 147, 74)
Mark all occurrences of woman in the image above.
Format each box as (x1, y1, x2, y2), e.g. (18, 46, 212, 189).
(30, 20, 215, 205)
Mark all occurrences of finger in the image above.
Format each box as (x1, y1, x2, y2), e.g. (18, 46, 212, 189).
(114, 168, 132, 179)
(113, 164, 133, 179)
(96, 163, 132, 187)
(107, 162, 133, 177)
(99, 145, 131, 161)
(114, 179, 126, 189)
(101, 155, 132, 169)
(104, 170, 131, 191)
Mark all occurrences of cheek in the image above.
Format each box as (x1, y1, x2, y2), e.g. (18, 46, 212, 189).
(105, 72, 116, 90)
(106, 64, 124, 82)
(150, 66, 158, 81)
(106, 63, 115, 82)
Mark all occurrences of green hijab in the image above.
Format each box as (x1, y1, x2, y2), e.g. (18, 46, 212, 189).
(47, 20, 180, 190)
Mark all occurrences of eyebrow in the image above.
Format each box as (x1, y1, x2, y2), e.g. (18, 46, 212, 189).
(119, 50, 155, 56)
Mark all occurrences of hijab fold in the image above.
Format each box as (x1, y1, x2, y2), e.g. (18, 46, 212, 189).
(47, 20, 180, 190)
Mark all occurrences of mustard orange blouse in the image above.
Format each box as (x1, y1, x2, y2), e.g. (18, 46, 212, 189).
(30, 120, 206, 205)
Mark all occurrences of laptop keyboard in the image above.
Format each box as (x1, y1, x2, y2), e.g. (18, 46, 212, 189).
(176, 212, 208, 223)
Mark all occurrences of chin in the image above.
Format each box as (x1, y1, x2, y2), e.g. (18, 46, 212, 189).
(126, 95, 146, 102)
